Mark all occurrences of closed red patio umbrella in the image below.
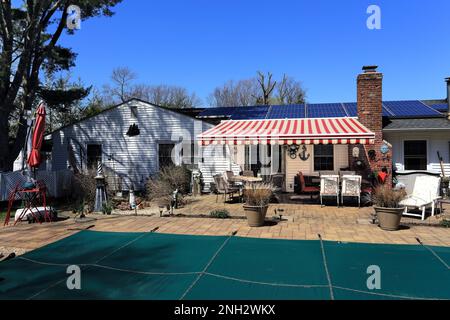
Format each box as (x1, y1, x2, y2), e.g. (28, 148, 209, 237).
(27, 103, 46, 169)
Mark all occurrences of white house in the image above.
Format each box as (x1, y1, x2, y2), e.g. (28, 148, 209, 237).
(38, 68, 450, 195)
(46, 99, 238, 191)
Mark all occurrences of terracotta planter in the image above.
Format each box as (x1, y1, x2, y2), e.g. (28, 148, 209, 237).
(243, 205, 268, 227)
(374, 206, 405, 231)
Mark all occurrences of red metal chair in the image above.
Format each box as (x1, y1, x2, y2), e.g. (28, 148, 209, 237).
(3, 180, 51, 226)
(297, 172, 320, 199)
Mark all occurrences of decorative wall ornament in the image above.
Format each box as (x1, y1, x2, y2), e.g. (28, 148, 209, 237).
(380, 144, 390, 155)
(288, 144, 300, 159)
(127, 123, 140, 137)
(368, 149, 377, 161)
(352, 147, 360, 158)
(299, 145, 310, 161)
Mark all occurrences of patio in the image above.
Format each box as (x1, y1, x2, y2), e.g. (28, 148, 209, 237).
(1, 199, 449, 259)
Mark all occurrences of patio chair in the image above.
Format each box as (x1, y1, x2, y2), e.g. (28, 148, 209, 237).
(297, 172, 320, 199)
(320, 175, 340, 207)
(213, 174, 240, 203)
(400, 175, 441, 220)
(224, 171, 235, 181)
(270, 174, 285, 193)
(341, 175, 362, 208)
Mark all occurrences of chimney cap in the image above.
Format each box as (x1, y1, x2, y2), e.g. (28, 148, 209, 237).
(362, 65, 378, 73)
(445, 77, 450, 83)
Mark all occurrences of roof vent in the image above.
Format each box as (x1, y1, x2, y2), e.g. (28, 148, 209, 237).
(362, 65, 378, 73)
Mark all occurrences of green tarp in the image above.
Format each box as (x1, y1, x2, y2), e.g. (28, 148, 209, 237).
(0, 231, 449, 300)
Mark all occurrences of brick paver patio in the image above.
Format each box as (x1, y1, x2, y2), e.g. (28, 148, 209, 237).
(0, 196, 449, 257)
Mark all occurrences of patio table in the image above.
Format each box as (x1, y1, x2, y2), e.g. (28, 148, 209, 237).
(229, 176, 264, 184)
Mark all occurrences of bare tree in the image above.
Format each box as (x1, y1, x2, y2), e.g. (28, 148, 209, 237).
(277, 74, 306, 105)
(255, 71, 277, 105)
(137, 84, 201, 109)
(105, 67, 137, 103)
(209, 72, 306, 107)
(208, 79, 259, 107)
(102, 67, 201, 108)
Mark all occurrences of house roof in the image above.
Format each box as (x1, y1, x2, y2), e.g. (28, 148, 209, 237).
(383, 117, 450, 131)
(47, 98, 205, 136)
(197, 100, 445, 120)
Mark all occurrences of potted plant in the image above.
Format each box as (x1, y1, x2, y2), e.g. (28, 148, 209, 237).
(373, 185, 406, 231)
(243, 183, 273, 227)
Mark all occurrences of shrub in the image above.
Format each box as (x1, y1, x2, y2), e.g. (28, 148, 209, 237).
(210, 209, 230, 219)
(72, 170, 97, 211)
(102, 202, 113, 215)
(147, 165, 192, 203)
(243, 183, 274, 207)
(372, 186, 406, 208)
(441, 219, 450, 228)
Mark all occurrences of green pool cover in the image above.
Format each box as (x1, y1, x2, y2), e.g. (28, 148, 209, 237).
(0, 231, 449, 300)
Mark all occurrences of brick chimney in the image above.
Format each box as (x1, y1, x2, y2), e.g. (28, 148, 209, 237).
(356, 66, 392, 185)
(446, 77, 450, 120)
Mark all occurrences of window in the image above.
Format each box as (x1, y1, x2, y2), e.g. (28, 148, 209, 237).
(159, 144, 175, 169)
(404, 140, 427, 170)
(87, 144, 102, 169)
(314, 145, 334, 171)
(181, 142, 196, 168)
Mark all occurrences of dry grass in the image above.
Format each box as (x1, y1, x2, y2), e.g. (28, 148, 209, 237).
(243, 183, 274, 207)
(147, 165, 191, 207)
(72, 170, 98, 211)
(372, 185, 406, 208)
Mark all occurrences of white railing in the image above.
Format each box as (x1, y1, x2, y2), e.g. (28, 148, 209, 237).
(429, 163, 450, 176)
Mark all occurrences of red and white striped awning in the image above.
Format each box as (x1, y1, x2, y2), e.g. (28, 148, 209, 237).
(198, 118, 375, 146)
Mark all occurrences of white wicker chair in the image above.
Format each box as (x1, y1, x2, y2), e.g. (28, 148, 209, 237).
(400, 175, 441, 220)
(320, 175, 340, 207)
(341, 175, 362, 208)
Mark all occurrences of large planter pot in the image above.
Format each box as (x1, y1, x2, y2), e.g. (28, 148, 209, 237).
(374, 206, 405, 231)
(243, 205, 268, 227)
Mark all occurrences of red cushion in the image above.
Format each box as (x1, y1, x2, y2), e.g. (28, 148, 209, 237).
(303, 186, 320, 192)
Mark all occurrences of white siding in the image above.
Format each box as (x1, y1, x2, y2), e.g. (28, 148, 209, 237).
(199, 144, 241, 191)
(51, 100, 214, 190)
(384, 131, 450, 176)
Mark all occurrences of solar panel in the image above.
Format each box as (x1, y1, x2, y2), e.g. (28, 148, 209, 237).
(198, 107, 237, 118)
(230, 106, 269, 120)
(431, 104, 448, 112)
(345, 102, 392, 116)
(343, 103, 358, 117)
(307, 103, 347, 118)
(383, 100, 442, 118)
(199, 100, 444, 121)
(266, 104, 305, 119)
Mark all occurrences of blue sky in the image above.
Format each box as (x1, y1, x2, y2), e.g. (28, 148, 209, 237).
(59, 0, 450, 105)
